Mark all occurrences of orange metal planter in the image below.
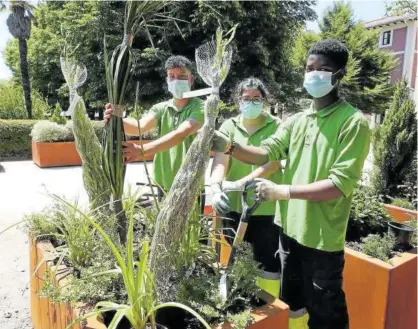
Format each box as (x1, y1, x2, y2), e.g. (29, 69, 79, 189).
(343, 247, 417, 329)
(30, 239, 105, 329)
(384, 204, 418, 223)
(30, 235, 288, 329)
(32, 140, 155, 168)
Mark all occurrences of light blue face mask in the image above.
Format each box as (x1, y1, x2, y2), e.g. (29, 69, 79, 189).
(303, 70, 340, 98)
(239, 100, 264, 119)
(167, 79, 190, 99)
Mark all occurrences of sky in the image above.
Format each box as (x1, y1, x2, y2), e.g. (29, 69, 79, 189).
(0, 0, 392, 81)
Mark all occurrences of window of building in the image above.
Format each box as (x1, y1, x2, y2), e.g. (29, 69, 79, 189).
(382, 30, 392, 46)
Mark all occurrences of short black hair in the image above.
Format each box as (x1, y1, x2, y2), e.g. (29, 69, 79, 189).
(308, 39, 349, 69)
(164, 55, 193, 71)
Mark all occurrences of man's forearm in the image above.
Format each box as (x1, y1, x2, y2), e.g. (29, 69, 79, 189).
(142, 129, 186, 155)
(289, 179, 343, 201)
(232, 144, 269, 166)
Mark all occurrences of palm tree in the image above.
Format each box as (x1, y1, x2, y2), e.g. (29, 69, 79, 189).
(4, 1, 35, 119)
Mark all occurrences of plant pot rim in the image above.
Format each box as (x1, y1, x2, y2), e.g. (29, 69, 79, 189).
(388, 221, 416, 232)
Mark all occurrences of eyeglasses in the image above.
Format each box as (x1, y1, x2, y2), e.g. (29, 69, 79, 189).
(240, 98, 263, 105)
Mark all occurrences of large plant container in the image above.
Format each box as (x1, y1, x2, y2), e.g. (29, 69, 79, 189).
(343, 247, 417, 329)
(32, 140, 154, 168)
(384, 204, 418, 223)
(29, 239, 106, 329)
(30, 230, 289, 329)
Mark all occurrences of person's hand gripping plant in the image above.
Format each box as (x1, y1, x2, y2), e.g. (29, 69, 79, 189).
(102, 0, 177, 244)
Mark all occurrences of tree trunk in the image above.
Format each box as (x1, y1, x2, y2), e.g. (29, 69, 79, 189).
(18, 38, 32, 119)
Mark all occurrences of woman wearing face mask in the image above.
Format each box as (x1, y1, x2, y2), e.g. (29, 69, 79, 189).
(209, 77, 282, 298)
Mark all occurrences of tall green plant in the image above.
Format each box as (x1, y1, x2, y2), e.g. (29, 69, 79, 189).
(54, 197, 210, 329)
(372, 79, 417, 200)
(102, 0, 174, 244)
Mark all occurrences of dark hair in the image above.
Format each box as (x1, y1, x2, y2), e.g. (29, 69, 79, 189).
(233, 77, 273, 104)
(308, 39, 349, 69)
(164, 55, 193, 72)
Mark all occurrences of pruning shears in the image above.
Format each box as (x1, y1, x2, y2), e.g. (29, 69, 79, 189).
(219, 180, 261, 301)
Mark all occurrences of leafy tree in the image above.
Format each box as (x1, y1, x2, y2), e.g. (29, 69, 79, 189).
(5, 1, 124, 116)
(5, 1, 316, 112)
(2, 0, 35, 118)
(372, 79, 417, 201)
(386, 0, 417, 15)
(291, 2, 396, 113)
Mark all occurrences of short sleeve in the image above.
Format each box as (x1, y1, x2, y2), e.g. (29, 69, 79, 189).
(148, 103, 164, 122)
(218, 119, 235, 139)
(260, 113, 300, 161)
(187, 98, 204, 124)
(329, 115, 371, 197)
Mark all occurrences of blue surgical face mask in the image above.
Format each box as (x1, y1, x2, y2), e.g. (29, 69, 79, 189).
(167, 79, 190, 99)
(239, 100, 264, 119)
(303, 70, 339, 98)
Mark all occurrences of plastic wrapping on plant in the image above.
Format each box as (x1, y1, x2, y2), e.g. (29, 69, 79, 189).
(148, 26, 237, 301)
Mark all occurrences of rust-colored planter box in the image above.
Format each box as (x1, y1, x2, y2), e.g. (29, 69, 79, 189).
(30, 234, 288, 329)
(32, 140, 155, 168)
(343, 247, 417, 329)
(30, 239, 105, 329)
(384, 204, 418, 223)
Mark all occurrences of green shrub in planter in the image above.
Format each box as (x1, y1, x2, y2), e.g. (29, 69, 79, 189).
(0, 119, 39, 158)
(346, 185, 392, 242)
(0, 82, 50, 119)
(30, 120, 157, 143)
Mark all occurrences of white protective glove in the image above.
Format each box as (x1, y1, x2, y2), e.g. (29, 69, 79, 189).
(221, 180, 246, 193)
(254, 178, 290, 202)
(210, 183, 230, 214)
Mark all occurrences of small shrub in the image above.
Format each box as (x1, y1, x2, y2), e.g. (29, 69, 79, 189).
(391, 198, 415, 210)
(0, 82, 50, 119)
(0, 119, 39, 158)
(346, 186, 392, 242)
(49, 103, 67, 125)
(31, 120, 157, 143)
(360, 233, 396, 262)
(31, 121, 73, 143)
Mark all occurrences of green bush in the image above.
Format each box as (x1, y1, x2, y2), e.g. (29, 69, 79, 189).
(372, 79, 417, 201)
(0, 82, 50, 119)
(360, 233, 396, 262)
(49, 103, 67, 125)
(31, 120, 157, 143)
(391, 198, 415, 210)
(0, 119, 158, 159)
(346, 186, 392, 242)
(0, 119, 39, 158)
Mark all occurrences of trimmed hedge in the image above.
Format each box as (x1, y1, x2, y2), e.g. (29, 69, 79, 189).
(0, 119, 158, 159)
(0, 120, 39, 159)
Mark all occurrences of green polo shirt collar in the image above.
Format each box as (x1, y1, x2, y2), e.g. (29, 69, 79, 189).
(231, 113, 276, 136)
(307, 98, 345, 117)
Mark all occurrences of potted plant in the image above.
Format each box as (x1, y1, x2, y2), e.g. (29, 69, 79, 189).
(31, 120, 156, 168)
(24, 194, 210, 329)
(343, 186, 417, 329)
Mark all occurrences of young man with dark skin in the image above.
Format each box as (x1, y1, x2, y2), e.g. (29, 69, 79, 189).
(104, 56, 204, 201)
(211, 39, 371, 329)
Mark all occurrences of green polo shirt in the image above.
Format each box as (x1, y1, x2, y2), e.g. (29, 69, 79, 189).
(149, 97, 204, 191)
(219, 113, 283, 216)
(261, 99, 370, 251)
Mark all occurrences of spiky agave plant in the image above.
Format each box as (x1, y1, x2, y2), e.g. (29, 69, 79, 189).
(102, 0, 175, 244)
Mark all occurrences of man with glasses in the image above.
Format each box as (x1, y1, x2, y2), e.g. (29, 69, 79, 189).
(104, 55, 204, 202)
(211, 39, 370, 329)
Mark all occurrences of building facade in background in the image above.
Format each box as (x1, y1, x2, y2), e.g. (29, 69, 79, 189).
(365, 14, 417, 100)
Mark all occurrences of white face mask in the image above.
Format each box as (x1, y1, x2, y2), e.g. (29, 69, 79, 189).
(167, 79, 190, 99)
(303, 70, 338, 98)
